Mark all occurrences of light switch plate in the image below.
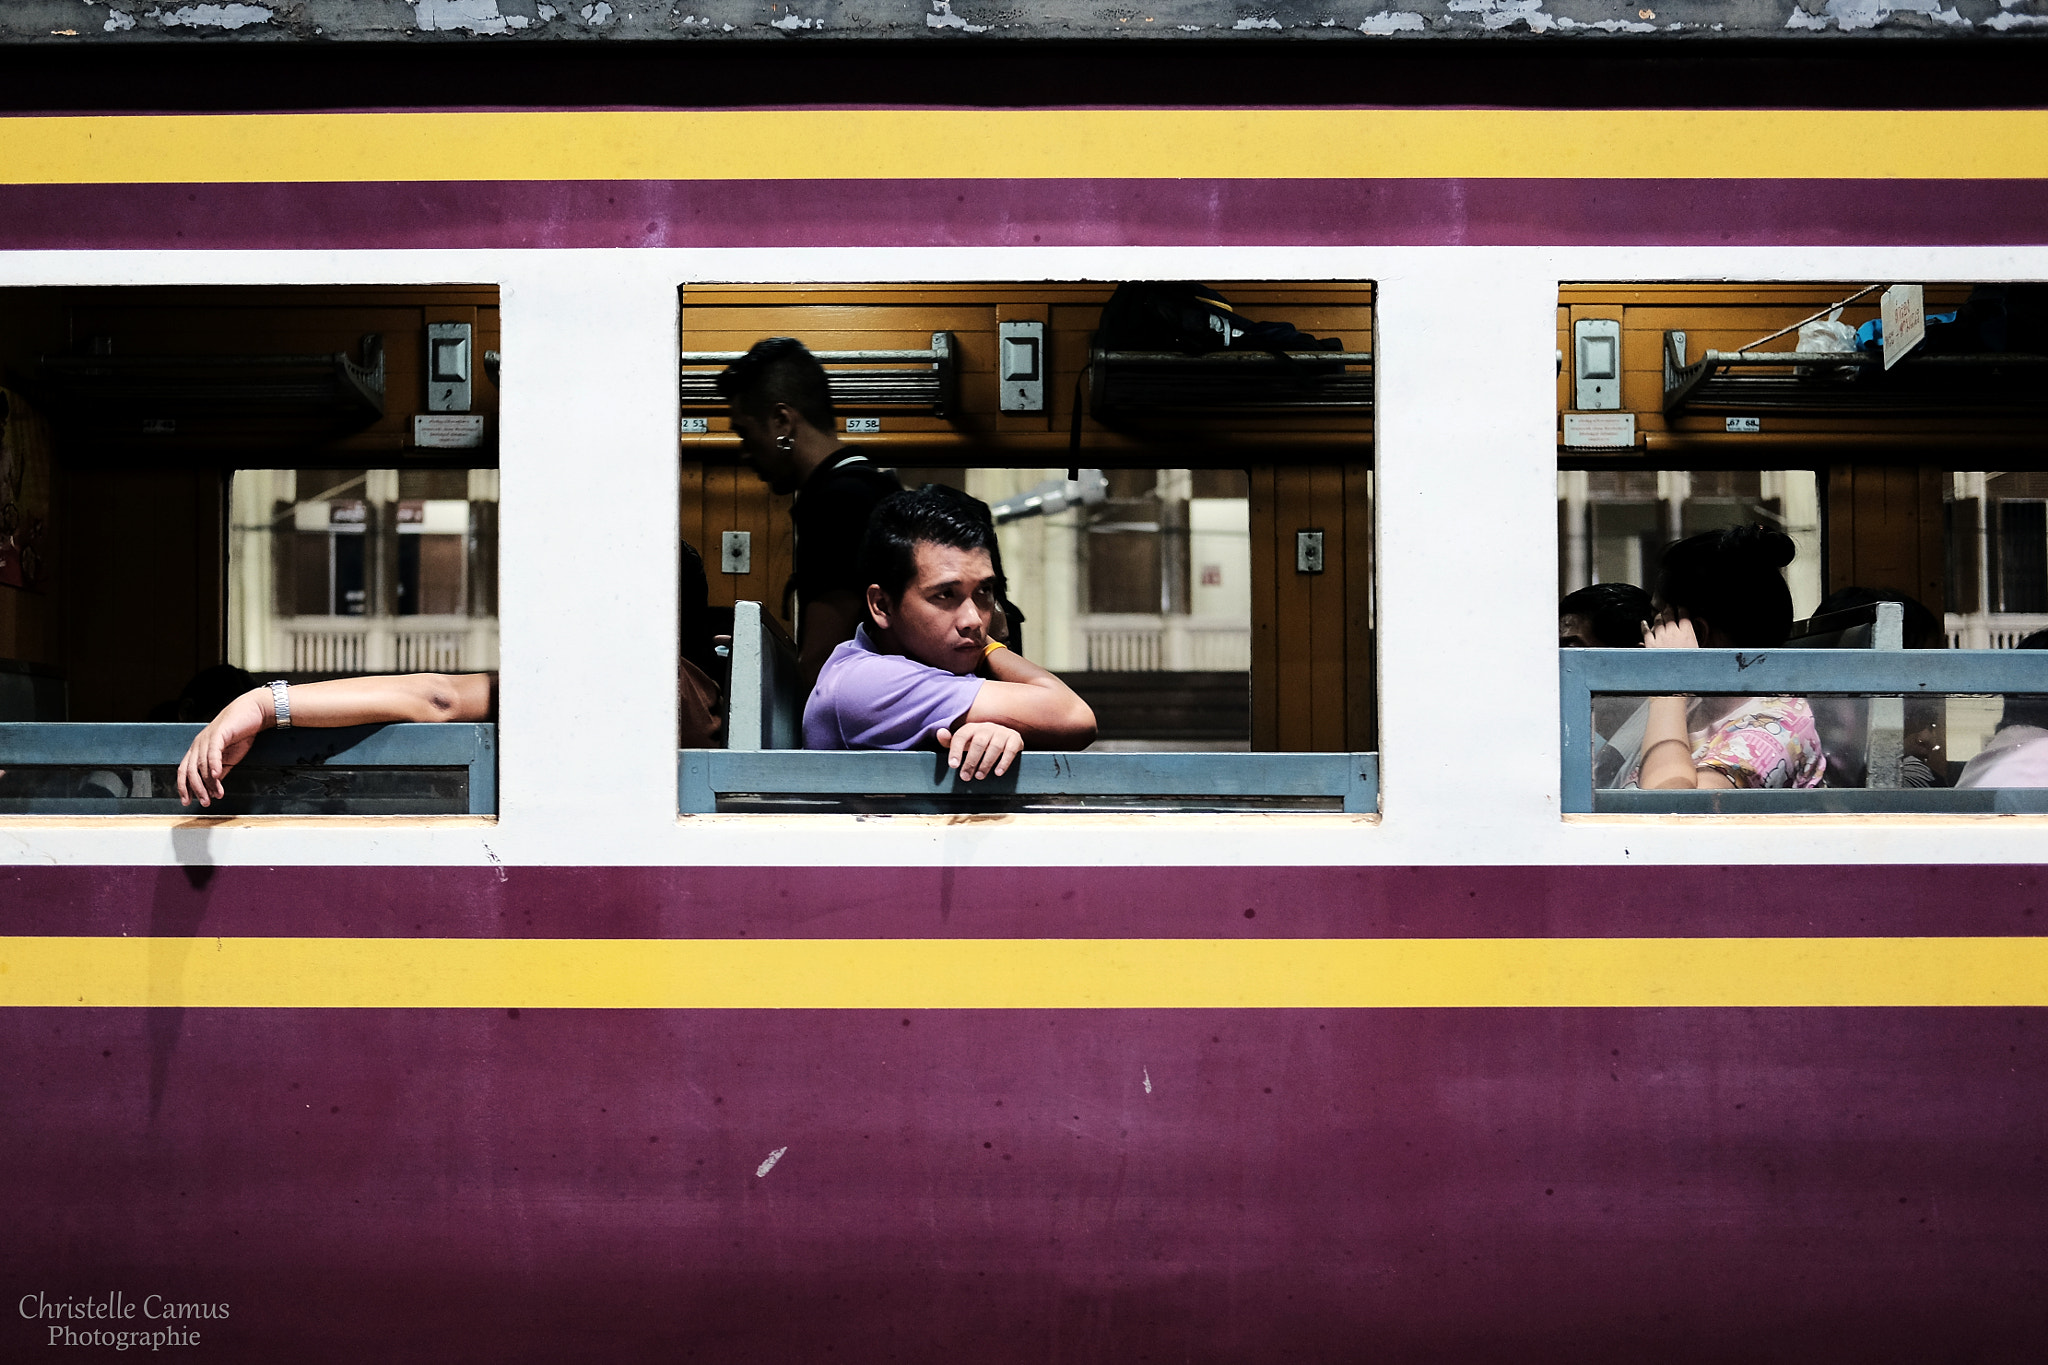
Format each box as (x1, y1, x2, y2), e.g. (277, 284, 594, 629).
(998, 321, 1046, 413)
(426, 322, 473, 413)
(720, 531, 752, 575)
(1296, 530, 1325, 574)
(1572, 318, 1622, 411)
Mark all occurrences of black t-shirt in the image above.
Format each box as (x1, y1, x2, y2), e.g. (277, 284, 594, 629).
(788, 450, 902, 609)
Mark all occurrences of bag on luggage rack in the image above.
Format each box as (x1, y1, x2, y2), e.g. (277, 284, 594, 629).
(1094, 282, 1342, 355)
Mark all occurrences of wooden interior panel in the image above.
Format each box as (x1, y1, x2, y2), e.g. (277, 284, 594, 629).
(701, 464, 739, 610)
(677, 460, 706, 586)
(1342, 463, 1377, 753)
(1249, 464, 1374, 753)
(1271, 468, 1316, 752)
(691, 461, 794, 631)
(59, 467, 224, 721)
(1556, 306, 1572, 416)
(1826, 462, 1947, 615)
(1306, 464, 1347, 752)
(38, 287, 503, 461)
(1248, 466, 1280, 752)
(0, 583, 55, 668)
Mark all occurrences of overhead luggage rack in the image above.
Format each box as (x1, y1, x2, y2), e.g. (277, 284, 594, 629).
(39, 336, 386, 427)
(1090, 347, 1373, 414)
(1661, 330, 2048, 418)
(679, 333, 958, 416)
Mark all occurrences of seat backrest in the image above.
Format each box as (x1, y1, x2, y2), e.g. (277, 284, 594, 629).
(1787, 600, 1904, 651)
(727, 601, 803, 751)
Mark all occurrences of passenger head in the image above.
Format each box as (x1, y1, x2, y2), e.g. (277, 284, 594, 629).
(715, 337, 836, 494)
(1815, 586, 1943, 649)
(2001, 629, 2048, 731)
(1560, 582, 1652, 648)
(859, 484, 1001, 676)
(1652, 524, 1798, 648)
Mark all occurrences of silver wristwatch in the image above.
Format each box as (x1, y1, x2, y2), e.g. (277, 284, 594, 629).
(267, 679, 292, 729)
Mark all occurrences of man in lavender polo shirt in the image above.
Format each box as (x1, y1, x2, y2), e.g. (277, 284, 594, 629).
(804, 485, 1096, 780)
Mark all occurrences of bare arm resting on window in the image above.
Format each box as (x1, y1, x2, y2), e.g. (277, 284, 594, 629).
(176, 673, 493, 807)
(932, 645, 1096, 780)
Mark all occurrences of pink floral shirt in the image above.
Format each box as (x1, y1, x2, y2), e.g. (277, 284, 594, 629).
(1625, 696, 1827, 790)
(1683, 696, 1827, 789)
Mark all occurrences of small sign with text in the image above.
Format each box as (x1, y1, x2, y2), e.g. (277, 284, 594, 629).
(1881, 284, 1926, 371)
(1562, 412, 1636, 450)
(413, 414, 485, 449)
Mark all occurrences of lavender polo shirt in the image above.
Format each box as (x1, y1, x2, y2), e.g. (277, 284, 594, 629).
(803, 624, 985, 751)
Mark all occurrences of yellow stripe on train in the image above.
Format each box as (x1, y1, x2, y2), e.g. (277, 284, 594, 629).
(1, 936, 2045, 1008)
(0, 110, 2043, 184)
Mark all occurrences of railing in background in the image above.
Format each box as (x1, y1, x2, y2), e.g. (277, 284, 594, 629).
(278, 616, 499, 675)
(290, 628, 367, 674)
(0, 722, 495, 815)
(680, 749, 1377, 814)
(1945, 613, 2048, 650)
(394, 630, 469, 672)
(1560, 649, 2048, 814)
(1081, 616, 1251, 672)
(1085, 627, 1160, 672)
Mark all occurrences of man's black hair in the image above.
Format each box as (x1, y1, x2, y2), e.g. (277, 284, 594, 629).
(1559, 582, 1652, 647)
(714, 336, 836, 433)
(859, 483, 998, 602)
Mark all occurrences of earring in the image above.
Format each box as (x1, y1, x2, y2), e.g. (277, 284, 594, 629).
(776, 435, 795, 454)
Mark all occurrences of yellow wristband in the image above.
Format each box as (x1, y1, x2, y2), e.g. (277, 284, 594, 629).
(982, 640, 1008, 659)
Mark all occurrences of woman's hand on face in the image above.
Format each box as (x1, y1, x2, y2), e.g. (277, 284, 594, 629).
(1643, 616, 1701, 650)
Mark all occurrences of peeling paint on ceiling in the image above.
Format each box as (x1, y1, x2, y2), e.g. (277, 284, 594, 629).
(14, 0, 2048, 40)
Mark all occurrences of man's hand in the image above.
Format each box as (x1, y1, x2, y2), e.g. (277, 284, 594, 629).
(176, 691, 266, 807)
(935, 721, 1024, 781)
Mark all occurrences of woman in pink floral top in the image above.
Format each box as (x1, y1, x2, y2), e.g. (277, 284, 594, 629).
(1634, 525, 1827, 791)
(1631, 691, 1827, 790)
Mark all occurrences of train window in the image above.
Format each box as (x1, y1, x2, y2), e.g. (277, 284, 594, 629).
(1558, 281, 2048, 813)
(0, 286, 500, 816)
(676, 282, 1376, 814)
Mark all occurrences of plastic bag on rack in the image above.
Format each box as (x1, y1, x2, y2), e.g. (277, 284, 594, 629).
(1794, 315, 1860, 379)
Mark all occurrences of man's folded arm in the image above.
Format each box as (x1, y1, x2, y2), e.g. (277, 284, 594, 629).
(959, 651, 1096, 750)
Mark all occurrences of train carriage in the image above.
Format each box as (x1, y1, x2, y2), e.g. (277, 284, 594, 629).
(1, 26, 2047, 1364)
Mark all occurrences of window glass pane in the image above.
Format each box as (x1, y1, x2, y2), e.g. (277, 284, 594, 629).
(1582, 692, 2048, 795)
